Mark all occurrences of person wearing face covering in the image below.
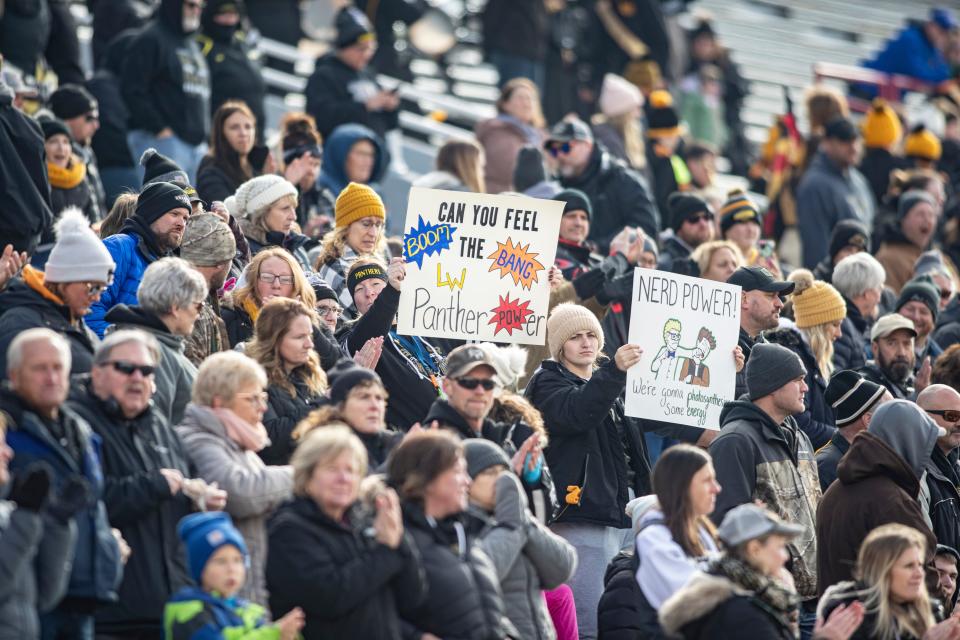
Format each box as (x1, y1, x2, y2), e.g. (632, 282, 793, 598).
(122, 0, 212, 182)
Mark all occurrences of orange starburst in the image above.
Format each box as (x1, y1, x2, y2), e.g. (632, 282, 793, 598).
(486, 237, 545, 290)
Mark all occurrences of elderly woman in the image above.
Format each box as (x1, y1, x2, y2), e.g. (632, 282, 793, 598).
(294, 363, 402, 470)
(220, 248, 340, 370)
(176, 351, 293, 607)
(0, 208, 115, 375)
(266, 426, 426, 640)
(691, 240, 744, 283)
(831, 253, 887, 372)
(387, 431, 514, 639)
(103, 257, 207, 424)
(247, 298, 328, 465)
(228, 175, 312, 272)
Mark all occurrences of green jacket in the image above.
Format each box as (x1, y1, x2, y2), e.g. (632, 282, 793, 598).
(164, 587, 280, 640)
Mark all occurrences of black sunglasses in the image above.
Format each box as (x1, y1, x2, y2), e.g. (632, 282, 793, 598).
(103, 360, 156, 377)
(686, 212, 715, 224)
(927, 409, 960, 423)
(547, 142, 572, 157)
(455, 377, 497, 391)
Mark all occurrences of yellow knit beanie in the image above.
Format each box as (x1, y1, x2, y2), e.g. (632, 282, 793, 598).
(789, 269, 846, 329)
(335, 182, 385, 228)
(861, 99, 902, 149)
(547, 303, 604, 362)
(904, 124, 942, 162)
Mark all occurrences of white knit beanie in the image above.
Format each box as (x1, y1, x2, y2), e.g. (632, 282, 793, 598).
(233, 175, 298, 221)
(547, 303, 605, 361)
(599, 73, 644, 119)
(45, 207, 116, 283)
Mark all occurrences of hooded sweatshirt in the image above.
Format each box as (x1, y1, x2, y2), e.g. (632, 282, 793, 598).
(816, 400, 940, 595)
(121, 0, 211, 145)
(304, 52, 398, 140)
(317, 123, 387, 198)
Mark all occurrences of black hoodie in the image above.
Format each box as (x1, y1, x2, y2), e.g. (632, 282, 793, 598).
(121, 0, 211, 145)
(304, 52, 398, 140)
(88, 30, 136, 169)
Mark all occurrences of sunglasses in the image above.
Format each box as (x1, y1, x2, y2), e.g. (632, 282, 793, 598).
(455, 377, 497, 391)
(686, 213, 715, 224)
(547, 142, 572, 157)
(927, 409, 960, 423)
(103, 360, 155, 377)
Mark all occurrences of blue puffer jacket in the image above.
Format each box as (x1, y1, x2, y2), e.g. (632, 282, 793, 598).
(86, 232, 156, 338)
(0, 388, 123, 605)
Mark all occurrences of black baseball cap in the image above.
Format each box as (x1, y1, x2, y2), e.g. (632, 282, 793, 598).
(544, 119, 593, 146)
(824, 117, 859, 142)
(727, 266, 795, 295)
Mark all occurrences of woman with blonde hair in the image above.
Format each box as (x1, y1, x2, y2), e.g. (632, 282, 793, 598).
(691, 240, 743, 282)
(246, 298, 328, 465)
(765, 269, 846, 449)
(591, 73, 647, 171)
(819, 523, 960, 639)
(315, 183, 389, 322)
(413, 139, 486, 193)
(475, 77, 546, 193)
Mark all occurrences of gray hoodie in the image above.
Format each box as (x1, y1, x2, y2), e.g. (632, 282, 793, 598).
(867, 399, 943, 479)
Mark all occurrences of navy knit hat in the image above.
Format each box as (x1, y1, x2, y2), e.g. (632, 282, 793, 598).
(49, 84, 97, 120)
(896, 275, 940, 323)
(177, 512, 248, 584)
(668, 193, 712, 232)
(828, 220, 869, 260)
(335, 7, 375, 48)
(135, 182, 192, 225)
(38, 114, 72, 142)
(327, 362, 382, 404)
(553, 189, 592, 220)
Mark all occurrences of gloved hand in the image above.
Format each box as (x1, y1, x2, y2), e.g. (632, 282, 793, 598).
(571, 268, 605, 301)
(47, 475, 92, 523)
(8, 462, 53, 512)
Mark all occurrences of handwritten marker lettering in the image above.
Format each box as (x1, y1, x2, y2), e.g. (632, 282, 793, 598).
(403, 215, 458, 269)
(436, 264, 467, 290)
(488, 294, 534, 336)
(486, 237, 545, 290)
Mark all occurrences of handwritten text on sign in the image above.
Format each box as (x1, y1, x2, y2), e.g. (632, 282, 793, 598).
(397, 188, 562, 345)
(624, 269, 742, 430)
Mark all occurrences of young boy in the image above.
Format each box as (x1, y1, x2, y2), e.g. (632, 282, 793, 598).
(164, 512, 304, 640)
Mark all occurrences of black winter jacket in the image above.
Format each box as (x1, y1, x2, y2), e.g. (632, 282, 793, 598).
(399, 503, 515, 640)
(482, 0, 548, 60)
(656, 235, 696, 274)
(833, 296, 869, 373)
(266, 496, 426, 640)
(858, 361, 912, 399)
(525, 359, 651, 528)
(305, 53, 398, 140)
(195, 155, 244, 205)
(0, 276, 98, 376)
(925, 447, 960, 554)
(245, 229, 313, 275)
(764, 327, 836, 449)
(597, 550, 666, 640)
(66, 381, 193, 636)
(196, 28, 266, 135)
(121, 0, 210, 144)
(559, 145, 660, 252)
(736, 328, 764, 399)
(50, 173, 97, 227)
(87, 64, 134, 170)
(260, 377, 328, 466)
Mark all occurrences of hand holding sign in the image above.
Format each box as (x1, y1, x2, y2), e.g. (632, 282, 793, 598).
(387, 257, 406, 290)
(615, 343, 643, 371)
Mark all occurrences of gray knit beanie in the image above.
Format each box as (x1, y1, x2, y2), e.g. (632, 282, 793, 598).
(746, 343, 807, 400)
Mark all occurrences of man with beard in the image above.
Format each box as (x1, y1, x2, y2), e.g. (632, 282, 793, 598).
(727, 266, 796, 397)
(918, 384, 960, 557)
(896, 276, 943, 373)
(86, 182, 192, 338)
(179, 213, 235, 365)
(859, 313, 929, 399)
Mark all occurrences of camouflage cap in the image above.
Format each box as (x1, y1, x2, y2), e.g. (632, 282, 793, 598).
(180, 213, 236, 266)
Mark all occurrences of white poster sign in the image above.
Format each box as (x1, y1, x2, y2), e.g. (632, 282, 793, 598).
(396, 187, 563, 345)
(625, 269, 742, 430)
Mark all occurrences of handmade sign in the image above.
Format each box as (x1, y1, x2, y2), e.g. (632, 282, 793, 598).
(624, 269, 741, 430)
(397, 187, 562, 345)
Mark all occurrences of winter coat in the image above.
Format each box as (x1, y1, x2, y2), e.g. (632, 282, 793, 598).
(195, 155, 246, 205)
(708, 400, 821, 600)
(0, 268, 99, 377)
(104, 304, 197, 425)
(833, 296, 870, 373)
(858, 361, 913, 399)
(475, 115, 543, 194)
(196, 28, 266, 135)
(875, 228, 924, 293)
(796, 151, 875, 269)
(175, 403, 293, 606)
(183, 294, 228, 367)
(354, 428, 403, 472)
(764, 327, 836, 449)
(559, 144, 660, 252)
(48, 160, 97, 229)
(305, 53, 398, 140)
(524, 359, 652, 528)
(0, 500, 76, 640)
(463, 478, 576, 640)
(260, 376, 328, 466)
(220, 297, 254, 347)
(316, 123, 387, 201)
(923, 446, 960, 556)
(736, 328, 764, 399)
(658, 570, 794, 640)
(163, 586, 274, 640)
(424, 398, 559, 523)
(816, 431, 938, 595)
(815, 430, 851, 493)
(0, 80, 54, 255)
(399, 502, 515, 640)
(411, 170, 470, 192)
(481, 0, 548, 60)
(864, 21, 952, 85)
(121, 0, 211, 144)
(66, 380, 193, 636)
(266, 496, 427, 640)
(342, 285, 443, 430)
(0, 388, 123, 607)
(241, 223, 313, 274)
(860, 147, 909, 205)
(88, 33, 135, 170)
(597, 550, 661, 640)
(657, 234, 696, 273)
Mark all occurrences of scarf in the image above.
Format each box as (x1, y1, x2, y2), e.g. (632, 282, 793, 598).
(241, 295, 261, 324)
(22, 265, 64, 305)
(211, 407, 269, 452)
(712, 554, 799, 623)
(47, 157, 86, 190)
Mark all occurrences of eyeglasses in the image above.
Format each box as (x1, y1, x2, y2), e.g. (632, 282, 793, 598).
(547, 142, 572, 157)
(259, 273, 295, 286)
(359, 219, 384, 230)
(102, 361, 155, 377)
(926, 409, 960, 423)
(236, 391, 269, 407)
(82, 282, 109, 296)
(455, 377, 497, 391)
(317, 305, 342, 318)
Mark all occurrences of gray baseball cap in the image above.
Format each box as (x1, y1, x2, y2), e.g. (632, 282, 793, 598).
(717, 504, 805, 547)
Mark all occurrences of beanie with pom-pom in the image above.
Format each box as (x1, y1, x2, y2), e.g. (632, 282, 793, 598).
(861, 98, 902, 149)
(45, 207, 116, 284)
(140, 148, 189, 187)
(904, 124, 942, 162)
(719, 188, 761, 235)
(645, 90, 681, 139)
(789, 269, 845, 329)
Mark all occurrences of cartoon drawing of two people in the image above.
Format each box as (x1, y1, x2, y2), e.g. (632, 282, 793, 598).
(651, 319, 716, 387)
